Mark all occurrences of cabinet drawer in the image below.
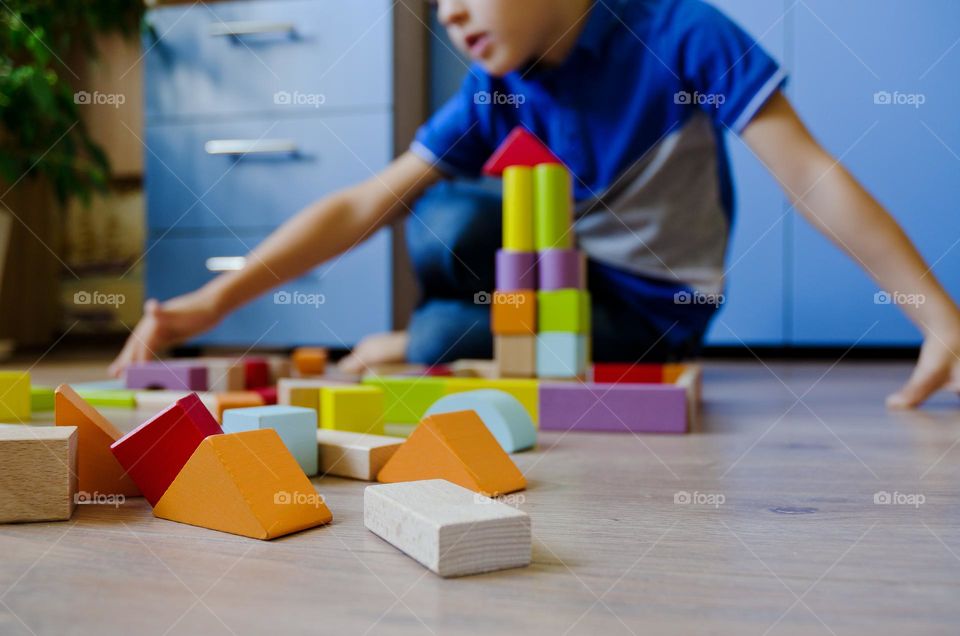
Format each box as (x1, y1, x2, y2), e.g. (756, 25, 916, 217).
(144, 0, 392, 120)
(146, 112, 391, 230)
(145, 231, 392, 347)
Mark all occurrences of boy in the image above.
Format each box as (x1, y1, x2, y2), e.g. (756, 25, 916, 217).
(111, 0, 960, 408)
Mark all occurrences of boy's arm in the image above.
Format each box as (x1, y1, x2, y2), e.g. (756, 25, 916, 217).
(742, 91, 960, 408)
(109, 151, 442, 376)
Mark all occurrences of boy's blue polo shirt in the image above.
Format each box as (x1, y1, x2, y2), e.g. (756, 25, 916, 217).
(412, 0, 787, 346)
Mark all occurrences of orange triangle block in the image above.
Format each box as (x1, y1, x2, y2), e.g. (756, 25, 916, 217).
(55, 384, 140, 497)
(377, 410, 526, 496)
(482, 126, 563, 176)
(153, 429, 332, 540)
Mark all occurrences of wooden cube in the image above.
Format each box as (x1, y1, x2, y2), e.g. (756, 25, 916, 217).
(0, 425, 78, 523)
(213, 391, 266, 422)
(316, 430, 402, 481)
(0, 370, 30, 421)
(490, 290, 537, 335)
(538, 289, 590, 333)
(320, 386, 385, 435)
(494, 335, 536, 378)
(222, 405, 318, 476)
(292, 347, 328, 376)
(537, 333, 588, 379)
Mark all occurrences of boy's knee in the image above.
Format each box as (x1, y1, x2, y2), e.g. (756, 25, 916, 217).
(405, 300, 492, 364)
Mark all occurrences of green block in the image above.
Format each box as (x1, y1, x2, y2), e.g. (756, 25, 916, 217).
(361, 376, 447, 424)
(538, 289, 591, 333)
(30, 386, 55, 412)
(534, 164, 573, 250)
(75, 389, 137, 409)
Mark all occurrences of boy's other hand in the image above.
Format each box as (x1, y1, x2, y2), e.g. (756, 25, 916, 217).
(108, 291, 222, 378)
(887, 329, 960, 409)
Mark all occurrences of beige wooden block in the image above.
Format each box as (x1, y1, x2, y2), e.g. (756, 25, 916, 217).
(0, 425, 78, 523)
(134, 390, 216, 416)
(197, 358, 245, 393)
(316, 430, 403, 481)
(494, 335, 536, 378)
(673, 364, 703, 432)
(364, 480, 531, 577)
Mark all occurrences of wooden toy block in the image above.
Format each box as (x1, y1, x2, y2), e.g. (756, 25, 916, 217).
(502, 166, 534, 251)
(593, 363, 664, 384)
(74, 389, 137, 409)
(537, 333, 588, 379)
(443, 377, 539, 424)
(377, 410, 526, 496)
(320, 386, 385, 435)
(424, 389, 536, 453)
(265, 355, 292, 383)
(222, 405, 318, 476)
(30, 386, 55, 412)
(482, 126, 563, 176)
(213, 391, 266, 422)
(365, 480, 530, 577)
(361, 376, 447, 424)
(292, 347, 328, 376)
(243, 358, 271, 389)
(0, 425, 78, 523)
(538, 249, 585, 291)
(494, 334, 537, 378)
(134, 390, 217, 414)
(534, 163, 573, 250)
(316, 429, 403, 480)
(663, 362, 688, 384)
(153, 429, 332, 540)
(491, 290, 537, 335)
(495, 249, 537, 291)
(0, 370, 30, 421)
(278, 377, 351, 408)
(252, 385, 278, 405)
(55, 385, 140, 497)
(672, 364, 703, 432)
(125, 361, 207, 391)
(539, 382, 688, 433)
(110, 393, 222, 506)
(197, 358, 245, 393)
(538, 289, 591, 333)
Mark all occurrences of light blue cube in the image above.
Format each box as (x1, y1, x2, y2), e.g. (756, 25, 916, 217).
(536, 333, 588, 378)
(222, 405, 318, 476)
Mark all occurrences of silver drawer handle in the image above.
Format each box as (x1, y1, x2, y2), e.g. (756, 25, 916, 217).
(205, 256, 247, 272)
(204, 139, 299, 156)
(208, 21, 296, 37)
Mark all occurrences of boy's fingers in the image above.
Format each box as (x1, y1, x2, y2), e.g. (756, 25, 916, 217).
(886, 368, 945, 409)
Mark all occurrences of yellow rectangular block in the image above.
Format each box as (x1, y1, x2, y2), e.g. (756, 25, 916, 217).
(320, 386, 385, 435)
(0, 371, 30, 422)
(443, 378, 539, 426)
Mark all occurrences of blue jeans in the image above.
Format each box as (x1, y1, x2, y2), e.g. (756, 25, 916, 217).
(404, 180, 712, 365)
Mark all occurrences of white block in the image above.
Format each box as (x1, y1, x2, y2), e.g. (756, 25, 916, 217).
(364, 480, 531, 577)
(316, 430, 402, 481)
(222, 405, 318, 476)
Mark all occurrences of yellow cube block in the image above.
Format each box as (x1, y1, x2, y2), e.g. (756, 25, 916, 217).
(320, 386, 385, 435)
(0, 371, 30, 422)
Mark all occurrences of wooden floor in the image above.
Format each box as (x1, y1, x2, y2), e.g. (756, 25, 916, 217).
(1, 360, 958, 635)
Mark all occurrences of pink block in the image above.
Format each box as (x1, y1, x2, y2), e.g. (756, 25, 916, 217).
(539, 383, 687, 433)
(538, 249, 583, 290)
(496, 250, 537, 291)
(125, 362, 208, 391)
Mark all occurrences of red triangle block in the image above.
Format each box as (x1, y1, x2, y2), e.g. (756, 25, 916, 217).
(482, 127, 563, 176)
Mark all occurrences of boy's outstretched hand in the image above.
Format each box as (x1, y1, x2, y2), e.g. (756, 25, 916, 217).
(108, 292, 222, 378)
(887, 332, 960, 409)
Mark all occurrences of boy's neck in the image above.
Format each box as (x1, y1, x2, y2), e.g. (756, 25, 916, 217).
(537, 0, 595, 66)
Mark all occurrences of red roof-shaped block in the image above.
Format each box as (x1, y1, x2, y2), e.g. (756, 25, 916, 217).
(482, 127, 563, 176)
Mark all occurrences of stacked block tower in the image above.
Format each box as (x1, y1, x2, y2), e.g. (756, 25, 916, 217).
(483, 127, 591, 379)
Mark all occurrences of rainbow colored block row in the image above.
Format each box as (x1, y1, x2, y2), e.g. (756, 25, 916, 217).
(483, 127, 591, 379)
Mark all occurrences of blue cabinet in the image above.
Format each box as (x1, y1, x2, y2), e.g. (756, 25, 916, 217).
(790, 0, 960, 345)
(143, 0, 399, 348)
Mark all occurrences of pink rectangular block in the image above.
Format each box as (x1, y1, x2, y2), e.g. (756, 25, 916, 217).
(125, 362, 208, 391)
(538, 249, 583, 290)
(539, 383, 687, 433)
(496, 250, 537, 291)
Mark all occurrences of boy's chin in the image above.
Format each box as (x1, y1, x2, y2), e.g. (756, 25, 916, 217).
(476, 51, 523, 78)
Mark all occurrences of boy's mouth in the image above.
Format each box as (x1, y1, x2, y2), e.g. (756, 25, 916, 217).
(464, 31, 492, 58)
